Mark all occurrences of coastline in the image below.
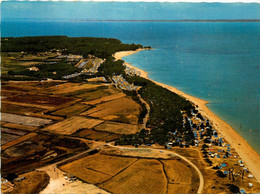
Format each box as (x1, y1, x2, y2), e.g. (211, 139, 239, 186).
(114, 49, 260, 182)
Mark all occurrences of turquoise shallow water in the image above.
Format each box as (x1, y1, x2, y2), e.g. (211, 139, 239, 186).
(2, 20, 260, 154)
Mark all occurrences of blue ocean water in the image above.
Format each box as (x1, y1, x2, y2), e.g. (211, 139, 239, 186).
(2, 20, 260, 154)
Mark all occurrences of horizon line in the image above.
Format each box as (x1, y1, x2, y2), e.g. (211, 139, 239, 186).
(71, 19, 260, 22)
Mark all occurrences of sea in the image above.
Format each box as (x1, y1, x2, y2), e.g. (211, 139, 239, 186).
(2, 20, 260, 154)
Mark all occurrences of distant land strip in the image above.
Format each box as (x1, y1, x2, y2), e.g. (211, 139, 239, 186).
(71, 19, 260, 22)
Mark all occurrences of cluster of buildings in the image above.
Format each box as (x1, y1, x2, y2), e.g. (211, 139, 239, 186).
(112, 75, 138, 91)
(84, 59, 104, 74)
(125, 66, 141, 76)
(62, 58, 104, 79)
(57, 54, 83, 62)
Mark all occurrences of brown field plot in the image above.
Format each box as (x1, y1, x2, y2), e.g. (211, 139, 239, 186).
(42, 116, 103, 135)
(4, 94, 74, 107)
(74, 85, 121, 101)
(60, 153, 137, 184)
(2, 134, 88, 176)
(1, 128, 28, 145)
(99, 159, 167, 194)
(49, 82, 101, 94)
(81, 97, 141, 124)
(167, 184, 190, 194)
(1, 113, 52, 127)
(10, 171, 50, 194)
(51, 103, 90, 117)
(84, 92, 126, 105)
(1, 102, 46, 116)
(94, 121, 139, 134)
(1, 122, 38, 131)
(1, 81, 61, 94)
(162, 159, 200, 193)
(162, 159, 193, 184)
(1, 128, 28, 136)
(1, 133, 37, 151)
(73, 128, 121, 142)
(1, 90, 20, 97)
(1, 133, 20, 145)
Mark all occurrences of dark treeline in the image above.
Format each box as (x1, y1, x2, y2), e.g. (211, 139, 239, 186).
(7, 60, 81, 80)
(2, 36, 143, 59)
(97, 58, 126, 77)
(116, 76, 194, 146)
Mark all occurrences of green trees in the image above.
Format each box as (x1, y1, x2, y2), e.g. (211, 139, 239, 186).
(1, 36, 143, 59)
(116, 75, 195, 146)
(97, 58, 125, 77)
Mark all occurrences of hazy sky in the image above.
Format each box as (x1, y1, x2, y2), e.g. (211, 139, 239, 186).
(1, 1, 260, 20)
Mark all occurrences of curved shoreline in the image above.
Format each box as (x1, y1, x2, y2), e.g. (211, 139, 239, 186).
(114, 49, 260, 182)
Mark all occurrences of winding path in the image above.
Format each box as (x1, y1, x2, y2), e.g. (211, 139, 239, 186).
(136, 87, 150, 130)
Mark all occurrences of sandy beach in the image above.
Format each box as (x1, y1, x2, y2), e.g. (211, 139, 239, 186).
(114, 49, 260, 182)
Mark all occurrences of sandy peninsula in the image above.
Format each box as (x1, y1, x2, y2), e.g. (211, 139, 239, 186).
(114, 49, 260, 182)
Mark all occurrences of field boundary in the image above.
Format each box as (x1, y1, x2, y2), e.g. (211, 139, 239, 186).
(85, 167, 112, 176)
(158, 160, 169, 194)
(97, 158, 139, 185)
(84, 92, 126, 105)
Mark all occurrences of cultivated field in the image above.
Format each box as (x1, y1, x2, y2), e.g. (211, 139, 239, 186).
(1, 128, 28, 145)
(94, 121, 140, 134)
(162, 159, 193, 184)
(1, 113, 53, 127)
(1, 102, 46, 116)
(49, 82, 101, 94)
(2, 134, 88, 176)
(1, 133, 20, 145)
(4, 93, 74, 107)
(1, 128, 28, 136)
(51, 103, 90, 117)
(42, 116, 104, 135)
(73, 128, 121, 142)
(9, 171, 50, 194)
(84, 92, 126, 105)
(1, 122, 38, 131)
(1, 133, 37, 151)
(69, 85, 120, 101)
(81, 97, 141, 124)
(99, 159, 167, 194)
(168, 184, 190, 194)
(60, 153, 138, 183)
